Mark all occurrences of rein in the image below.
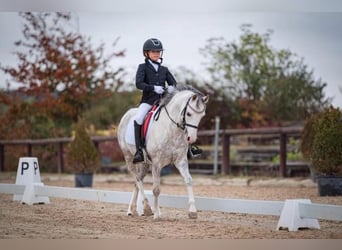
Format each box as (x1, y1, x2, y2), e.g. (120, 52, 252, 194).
(155, 95, 206, 131)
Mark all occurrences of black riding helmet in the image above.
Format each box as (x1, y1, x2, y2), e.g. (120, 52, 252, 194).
(143, 38, 164, 63)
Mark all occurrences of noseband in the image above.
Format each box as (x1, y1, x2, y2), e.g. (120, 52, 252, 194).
(160, 95, 206, 131)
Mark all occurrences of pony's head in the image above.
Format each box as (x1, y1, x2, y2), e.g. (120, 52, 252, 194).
(162, 84, 209, 144)
(183, 93, 209, 143)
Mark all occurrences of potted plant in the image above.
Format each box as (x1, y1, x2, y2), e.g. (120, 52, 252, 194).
(300, 106, 342, 196)
(66, 118, 100, 187)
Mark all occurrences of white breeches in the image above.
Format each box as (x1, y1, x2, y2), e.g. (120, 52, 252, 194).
(134, 103, 152, 125)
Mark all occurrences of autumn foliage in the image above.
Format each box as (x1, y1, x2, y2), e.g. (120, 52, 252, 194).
(0, 12, 125, 139)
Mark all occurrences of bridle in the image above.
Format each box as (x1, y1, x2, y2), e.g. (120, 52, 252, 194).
(159, 95, 206, 131)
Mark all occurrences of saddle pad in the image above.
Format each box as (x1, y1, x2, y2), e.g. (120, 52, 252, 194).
(124, 106, 160, 146)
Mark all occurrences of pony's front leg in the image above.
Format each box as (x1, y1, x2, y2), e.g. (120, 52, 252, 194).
(135, 179, 153, 216)
(127, 183, 139, 216)
(177, 160, 197, 219)
(151, 166, 162, 219)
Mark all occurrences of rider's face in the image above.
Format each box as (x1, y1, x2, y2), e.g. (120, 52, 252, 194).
(148, 50, 161, 62)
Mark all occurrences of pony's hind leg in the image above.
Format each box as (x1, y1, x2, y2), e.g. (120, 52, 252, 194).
(133, 163, 153, 216)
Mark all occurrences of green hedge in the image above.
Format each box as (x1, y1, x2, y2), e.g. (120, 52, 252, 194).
(301, 106, 342, 175)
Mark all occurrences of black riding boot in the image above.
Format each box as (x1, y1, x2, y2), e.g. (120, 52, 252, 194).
(133, 121, 144, 163)
(187, 144, 203, 159)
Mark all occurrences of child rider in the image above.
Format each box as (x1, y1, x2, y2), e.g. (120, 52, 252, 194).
(132, 38, 202, 164)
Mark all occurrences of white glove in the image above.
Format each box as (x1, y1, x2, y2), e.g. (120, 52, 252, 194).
(167, 85, 175, 93)
(154, 85, 165, 94)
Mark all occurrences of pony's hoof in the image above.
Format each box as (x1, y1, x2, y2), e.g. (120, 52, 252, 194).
(127, 211, 138, 216)
(144, 206, 153, 216)
(153, 214, 161, 220)
(188, 212, 197, 219)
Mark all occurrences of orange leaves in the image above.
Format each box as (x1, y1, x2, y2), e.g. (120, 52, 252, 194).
(1, 12, 125, 140)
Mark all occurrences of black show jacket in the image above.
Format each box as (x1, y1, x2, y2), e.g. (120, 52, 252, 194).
(135, 61, 177, 105)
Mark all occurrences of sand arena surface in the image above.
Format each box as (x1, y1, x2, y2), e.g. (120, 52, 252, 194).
(0, 173, 341, 239)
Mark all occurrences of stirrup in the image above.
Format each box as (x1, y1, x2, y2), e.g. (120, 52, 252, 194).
(191, 144, 202, 156)
(188, 144, 203, 159)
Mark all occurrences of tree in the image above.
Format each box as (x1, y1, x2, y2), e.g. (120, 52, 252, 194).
(173, 67, 239, 130)
(82, 90, 141, 129)
(66, 118, 100, 174)
(200, 24, 330, 127)
(0, 12, 125, 138)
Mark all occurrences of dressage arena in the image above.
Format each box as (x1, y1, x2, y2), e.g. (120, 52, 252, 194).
(1, 169, 342, 239)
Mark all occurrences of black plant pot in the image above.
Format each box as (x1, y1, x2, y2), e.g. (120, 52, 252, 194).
(317, 175, 342, 196)
(74, 172, 94, 188)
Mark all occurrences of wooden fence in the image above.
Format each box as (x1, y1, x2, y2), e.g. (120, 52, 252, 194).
(0, 136, 117, 174)
(197, 126, 303, 176)
(0, 126, 303, 177)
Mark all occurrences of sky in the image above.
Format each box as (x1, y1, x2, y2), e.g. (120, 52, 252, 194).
(0, 0, 342, 108)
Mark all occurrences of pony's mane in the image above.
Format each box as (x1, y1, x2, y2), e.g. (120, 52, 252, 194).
(160, 84, 204, 106)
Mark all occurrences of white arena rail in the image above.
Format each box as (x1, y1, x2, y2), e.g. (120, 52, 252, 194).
(1, 157, 342, 232)
(298, 203, 342, 221)
(0, 183, 25, 194)
(0, 183, 284, 215)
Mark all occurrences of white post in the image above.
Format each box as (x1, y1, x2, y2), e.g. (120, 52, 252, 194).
(13, 157, 49, 205)
(213, 116, 220, 175)
(276, 199, 320, 231)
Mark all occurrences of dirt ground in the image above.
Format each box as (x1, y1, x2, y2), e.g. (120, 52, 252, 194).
(0, 173, 341, 239)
